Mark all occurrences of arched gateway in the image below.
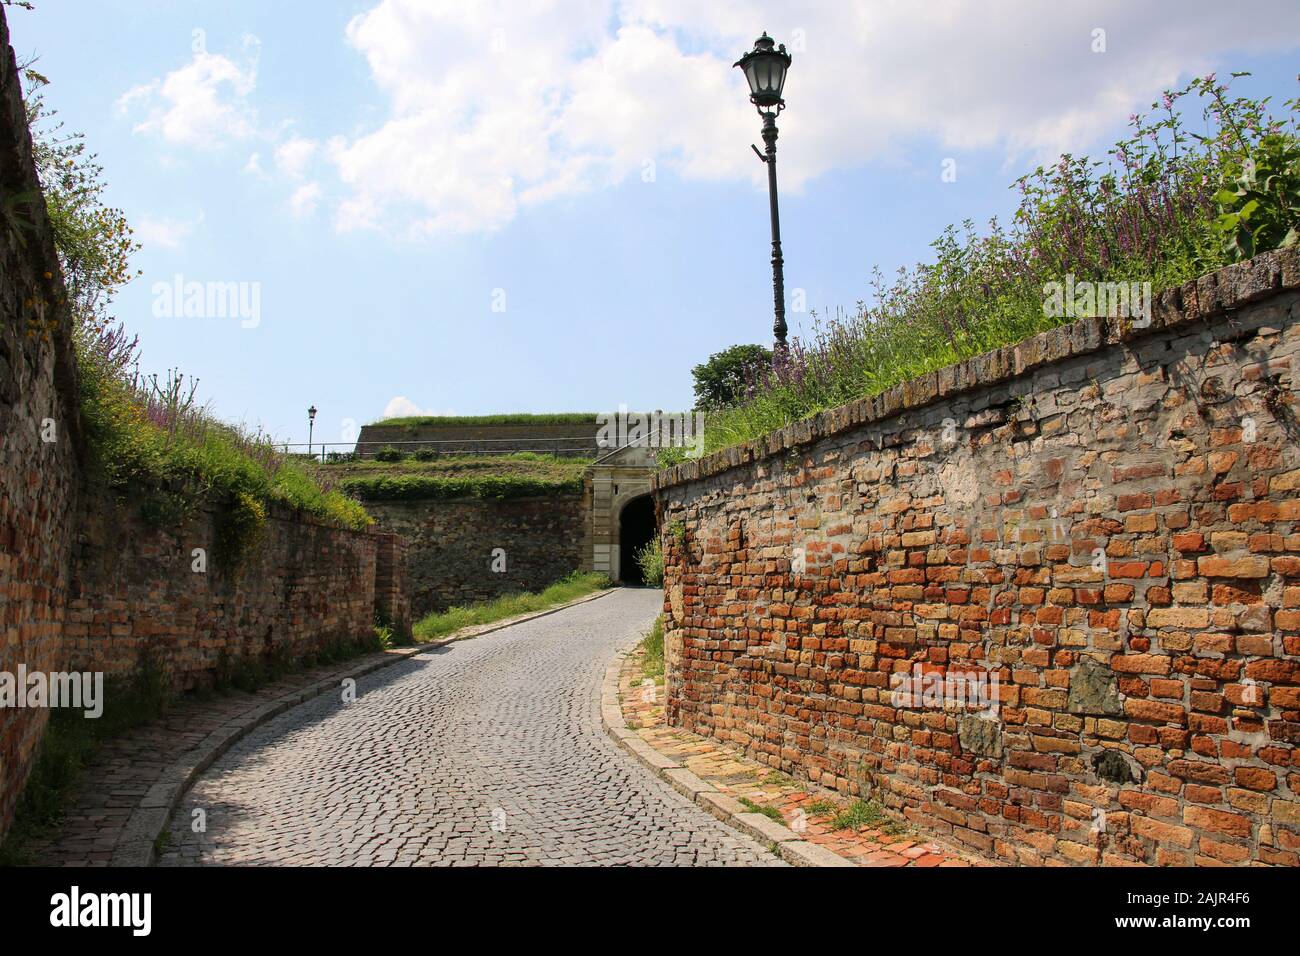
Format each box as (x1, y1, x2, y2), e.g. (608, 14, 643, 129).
(580, 442, 657, 583)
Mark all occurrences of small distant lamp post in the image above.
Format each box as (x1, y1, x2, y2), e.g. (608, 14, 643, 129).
(734, 32, 792, 350)
(307, 405, 317, 459)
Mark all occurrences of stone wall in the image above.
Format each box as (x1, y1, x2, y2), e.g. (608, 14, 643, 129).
(0, 7, 410, 842)
(63, 485, 386, 691)
(0, 9, 82, 839)
(355, 421, 602, 458)
(362, 494, 587, 615)
(374, 532, 413, 640)
(655, 251, 1300, 866)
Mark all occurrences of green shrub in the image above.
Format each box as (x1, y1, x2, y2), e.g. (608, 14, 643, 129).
(635, 536, 664, 586)
(374, 445, 406, 462)
(75, 340, 370, 534)
(692, 344, 773, 410)
(341, 472, 584, 502)
(1215, 132, 1300, 260)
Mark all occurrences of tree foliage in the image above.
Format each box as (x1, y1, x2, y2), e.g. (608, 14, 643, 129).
(22, 66, 140, 335)
(691, 343, 773, 410)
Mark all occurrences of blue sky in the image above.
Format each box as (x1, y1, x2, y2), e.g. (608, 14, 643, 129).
(8, 1, 1300, 448)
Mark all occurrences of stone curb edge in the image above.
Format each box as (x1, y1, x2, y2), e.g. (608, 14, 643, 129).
(598, 640, 855, 869)
(112, 586, 620, 867)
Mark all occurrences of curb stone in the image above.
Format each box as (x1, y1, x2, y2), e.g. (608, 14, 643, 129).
(113, 586, 618, 867)
(598, 637, 855, 869)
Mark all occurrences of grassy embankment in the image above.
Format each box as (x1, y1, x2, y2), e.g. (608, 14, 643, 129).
(411, 571, 613, 641)
(322, 451, 591, 501)
(371, 412, 599, 428)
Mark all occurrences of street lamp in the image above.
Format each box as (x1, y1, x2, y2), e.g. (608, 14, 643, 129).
(307, 405, 317, 459)
(734, 32, 792, 350)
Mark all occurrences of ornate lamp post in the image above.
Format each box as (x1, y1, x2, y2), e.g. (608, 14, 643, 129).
(307, 405, 317, 459)
(734, 32, 792, 349)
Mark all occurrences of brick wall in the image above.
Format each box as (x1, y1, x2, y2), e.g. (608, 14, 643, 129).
(655, 250, 1300, 866)
(0, 9, 82, 839)
(361, 494, 587, 615)
(0, 7, 411, 841)
(63, 484, 386, 691)
(374, 532, 413, 640)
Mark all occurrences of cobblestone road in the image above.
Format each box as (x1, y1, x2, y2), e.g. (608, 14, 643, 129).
(158, 589, 781, 866)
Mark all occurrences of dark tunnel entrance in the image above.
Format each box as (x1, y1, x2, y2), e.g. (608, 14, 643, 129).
(618, 495, 657, 585)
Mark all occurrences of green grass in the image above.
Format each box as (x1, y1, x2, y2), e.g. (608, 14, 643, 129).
(412, 571, 612, 641)
(803, 798, 839, 817)
(338, 472, 585, 502)
(78, 359, 370, 533)
(802, 797, 903, 833)
(639, 615, 665, 682)
(739, 797, 786, 824)
(324, 452, 591, 501)
(371, 413, 601, 428)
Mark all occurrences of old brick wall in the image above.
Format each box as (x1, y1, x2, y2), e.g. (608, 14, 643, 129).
(655, 251, 1300, 866)
(374, 532, 413, 640)
(362, 494, 587, 615)
(63, 484, 384, 691)
(0, 10, 82, 839)
(0, 7, 413, 842)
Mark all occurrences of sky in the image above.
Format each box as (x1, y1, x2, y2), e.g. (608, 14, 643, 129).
(7, 0, 1300, 449)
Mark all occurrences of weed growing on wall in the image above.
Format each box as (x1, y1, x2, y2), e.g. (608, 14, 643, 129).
(634, 536, 664, 586)
(23, 64, 370, 535)
(664, 75, 1300, 464)
(213, 491, 266, 574)
(639, 615, 664, 682)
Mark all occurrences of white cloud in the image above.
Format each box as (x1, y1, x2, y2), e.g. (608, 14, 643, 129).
(117, 37, 261, 148)
(135, 211, 205, 249)
(244, 152, 269, 179)
(289, 182, 323, 219)
(382, 396, 454, 418)
(274, 136, 319, 178)
(329, 0, 1300, 236)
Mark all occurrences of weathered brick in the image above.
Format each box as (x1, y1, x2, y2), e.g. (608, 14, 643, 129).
(1183, 806, 1253, 838)
(657, 262, 1300, 868)
(1197, 556, 1270, 578)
